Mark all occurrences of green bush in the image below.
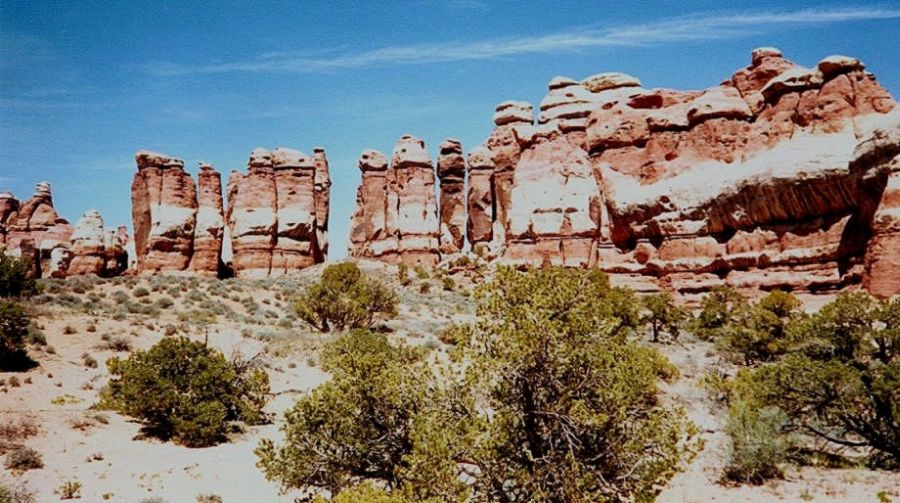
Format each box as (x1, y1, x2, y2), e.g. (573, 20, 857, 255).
(641, 292, 689, 342)
(0, 300, 32, 370)
(259, 267, 692, 501)
(726, 293, 899, 472)
(719, 290, 803, 363)
(294, 262, 398, 332)
(724, 398, 793, 483)
(102, 337, 270, 447)
(692, 286, 748, 340)
(0, 251, 36, 298)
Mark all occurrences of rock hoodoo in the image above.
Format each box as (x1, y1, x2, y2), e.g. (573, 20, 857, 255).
(131, 150, 199, 274)
(226, 147, 327, 278)
(437, 139, 466, 254)
(313, 148, 331, 262)
(349, 136, 442, 266)
(348, 48, 899, 296)
(0, 182, 74, 277)
(188, 162, 225, 275)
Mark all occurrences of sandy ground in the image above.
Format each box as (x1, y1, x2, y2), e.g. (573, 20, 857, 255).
(1, 263, 897, 502)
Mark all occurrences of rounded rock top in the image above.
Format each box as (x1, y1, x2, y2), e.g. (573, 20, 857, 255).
(272, 147, 313, 169)
(548, 76, 579, 90)
(581, 72, 642, 93)
(466, 146, 495, 170)
(358, 149, 388, 171)
(135, 150, 185, 170)
(751, 47, 783, 64)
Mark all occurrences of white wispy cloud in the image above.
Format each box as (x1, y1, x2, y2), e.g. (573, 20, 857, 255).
(146, 6, 900, 75)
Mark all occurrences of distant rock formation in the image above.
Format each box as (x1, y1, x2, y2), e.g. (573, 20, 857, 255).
(68, 210, 128, 277)
(437, 139, 466, 254)
(226, 147, 327, 278)
(190, 162, 225, 275)
(349, 136, 441, 266)
(131, 150, 199, 274)
(313, 148, 331, 263)
(347, 48, 899, 296)
(0, 183, 74, 277)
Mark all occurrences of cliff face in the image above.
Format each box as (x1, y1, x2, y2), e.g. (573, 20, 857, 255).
(348, 48, 899, 296)
(0, 183, 74, 277)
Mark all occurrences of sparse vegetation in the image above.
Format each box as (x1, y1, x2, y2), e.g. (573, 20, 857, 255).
(641, 291, 689, 342)
(294, 262, 398, 332)
(0, 251, 37, 298)
(4, 446, 44, 471)
(57, 480, 82, 500)
(101, 336, 270, 447)
(259, 267, 693, 501)
(0, 299, 32, 370)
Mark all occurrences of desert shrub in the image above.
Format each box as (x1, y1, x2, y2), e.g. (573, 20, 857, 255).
(397, 264, 411, 286)
(0, 251, 36, 298)
(82, 352, 98, 368)
(0, 483, 35, 503)
(724, 398, 793, 483)
(0, 300, 32, 370)
(641, 291, 689, 342)
(102, 336, 131, 352)
(133, 287, 150, 298)
(259, 267, 692, 501)
(63, 325, 76, 334)
(692, 286, 748, 340)
(719, 290, 803, 363)
(294, 262, 398, 332)
(155, 297, 174, 309)
(418, 282, 431, 294)
(257, 330, 431, 495)
(57, 480, 81, 500)
(317, 482, 414, 503)
(101, 336, 270, 447)
(196, 494, 223, 503)
(727, 293, 899, 471)
(112, 290, 129, 303)
(4, 446, 43, 471)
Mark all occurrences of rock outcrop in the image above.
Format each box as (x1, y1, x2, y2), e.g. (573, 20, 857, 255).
(226, 147, 326, 277)
(349, 136, 441, 265)
(349, 150, 395, 260)
(860, 112, 900, 297)
(189, 162, 225, 275)
(437, 139, 466, 254)
(313, 148, 331, 262)
(0, 183, 74, 277)
(347, 48, 899, 296)
(131, 151, 198, 274)
(68, 210, 108, 276)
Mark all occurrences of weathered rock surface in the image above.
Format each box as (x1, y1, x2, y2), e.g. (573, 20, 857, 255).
(348, 48, 898, 296)
(437, 139, 466, 254)
(227, 146, 325, 277)
(1, 183, 74, 277)
(466, 146, 495, 249)
(313, 148, 331, 262)
(68, 210, 108, 276)
(349, 149, 395, 260)
(189, 162, 225, 275)
(860, 111, 900, 297)
(131, 151, 198, 274)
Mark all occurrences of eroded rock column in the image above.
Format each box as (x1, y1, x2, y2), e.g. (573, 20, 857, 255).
(227, 148, 278, 278)
(437, 139, 466, 254)
(349, 150, 396, 261)
(271, 148, 317, 274)
(190, 162, 225, 275)
(313, 148, 331, 263)
(391, 135, 440, 266)
(132, 151, 198, 274)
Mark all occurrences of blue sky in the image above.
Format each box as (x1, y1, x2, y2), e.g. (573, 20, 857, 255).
(1, 1, 898, 259)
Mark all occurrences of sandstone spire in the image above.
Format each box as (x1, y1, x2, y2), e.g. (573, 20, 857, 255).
(437, 139, 466, 254)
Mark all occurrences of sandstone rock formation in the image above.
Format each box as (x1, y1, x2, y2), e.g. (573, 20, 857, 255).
(0, 183, 73, 277)
(68, 210, 108, 276)
(226, 147, 326, 277)
(860, 111, 900, 297)
(349, 136, 441, 265)
(437, 139, 466, 254)
(190, 162, 225, 275)
(347, 48, 899, 296)
(391, 136, 441, 265)
(313, 148, 331, 262)
(349, 150, 396, 261)
(131, 151, 198, 274)
(466, 146, 495, 251)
